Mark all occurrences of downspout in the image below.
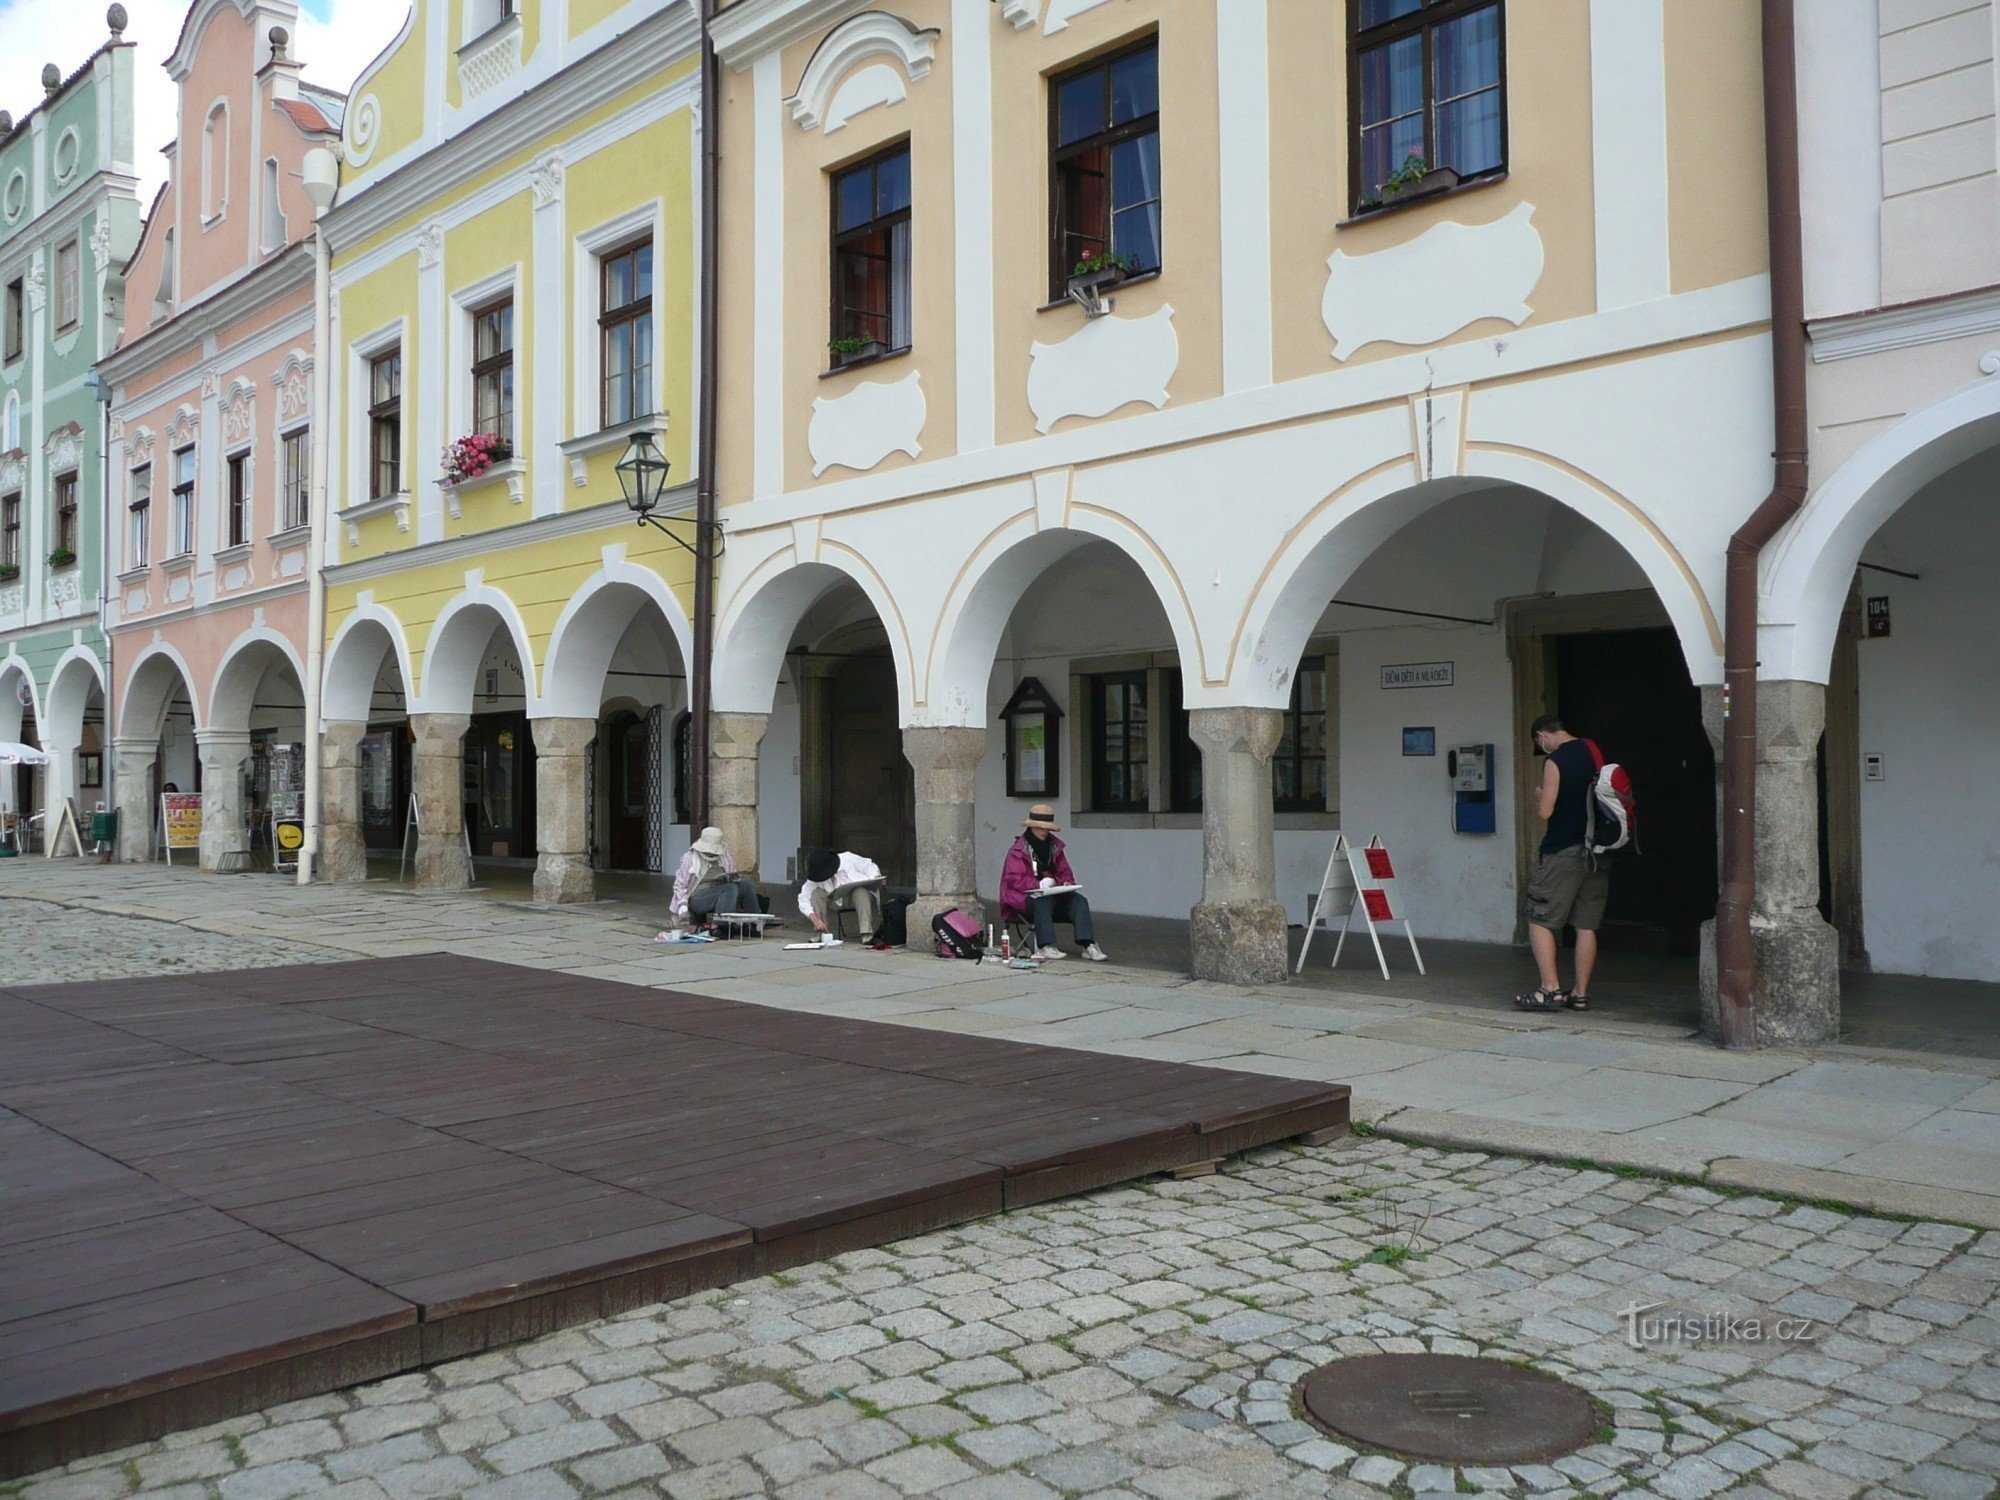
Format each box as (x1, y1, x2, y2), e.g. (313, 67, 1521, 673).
(690, 0, 721, 828)
(1715, 0, 1809, 1047)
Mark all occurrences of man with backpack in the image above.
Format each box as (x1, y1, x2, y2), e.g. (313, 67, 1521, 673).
(1516, 714, 1613, 1013)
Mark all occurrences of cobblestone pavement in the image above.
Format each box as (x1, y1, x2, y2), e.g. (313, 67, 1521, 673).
(13, 1140, 1999, 1500)
(5, 881, 2000, 1499)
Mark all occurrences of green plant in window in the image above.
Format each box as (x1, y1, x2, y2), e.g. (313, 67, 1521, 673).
(828, 335, 876, 357)
(46, 547, 76, 569)
(1071, 250, 1135, 279)
(1382, 152, 1431, 195)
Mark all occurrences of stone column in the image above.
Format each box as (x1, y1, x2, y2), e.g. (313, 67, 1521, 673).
(196, 730, 253, 873)
(1698, 680, 1840, 1046)
(904, 726, 986, 947)
(709, 712, 769, 880)
(112, 737, 158, 863)
(1189, 707, 1288, 986)
(320, 719, 369, 883)
(533, 716, 597, 904)
(411, 712, 471, 890)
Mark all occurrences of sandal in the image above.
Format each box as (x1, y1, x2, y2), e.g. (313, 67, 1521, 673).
(1563, 992, 1591, 1012)
(1513, 987, 1565, 1012)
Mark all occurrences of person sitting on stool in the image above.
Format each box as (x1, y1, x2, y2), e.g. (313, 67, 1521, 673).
(1000, 805, 1107, 962)
(667, 825, 759, 934)
(798, 846, 885, 949)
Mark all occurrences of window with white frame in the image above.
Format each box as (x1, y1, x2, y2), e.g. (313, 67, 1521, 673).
(280, 429, 308, 530)
(472, 296, 514, 445)
(52, 470, 77, 558)
(55, 239, 79, 331)
(225, 452, 249, 548)
(368, 349, 402, 499)
(170, 445, 195, 556)
(129, 463, 151, 568)
(598, 238, 653, 428)
(1, 490, 20, 569)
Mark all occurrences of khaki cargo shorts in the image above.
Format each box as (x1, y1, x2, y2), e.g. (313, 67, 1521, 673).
(1526, 845, 1610, 932)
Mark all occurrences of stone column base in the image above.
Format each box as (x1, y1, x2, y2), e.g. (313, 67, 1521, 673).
(533, 852, 595, 904)
(1698, 915, 1841, 1047)
(1191, 900, 1288, 987)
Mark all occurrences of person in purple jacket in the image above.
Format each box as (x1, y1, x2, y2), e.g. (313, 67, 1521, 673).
(999, 805, 1108, 962)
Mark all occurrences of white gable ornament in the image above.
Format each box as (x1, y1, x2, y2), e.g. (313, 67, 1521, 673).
(786, 12, 937, 133)
(1321, 201, 1544, 362)
(223, 379, 256, 446)
(45, 422, 84, 477)
(807, 371, 926, 477)
(167, 405, 199, 448)
(1026, 304, 1179, 435)
(23, 259, 44, 314)
(273, 352, 313, 425)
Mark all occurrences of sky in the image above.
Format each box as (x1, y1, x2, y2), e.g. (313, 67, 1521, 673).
(0, 0, 405, 205)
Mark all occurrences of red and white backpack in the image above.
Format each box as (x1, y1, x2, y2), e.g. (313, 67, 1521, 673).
(1583, 740, 1637, 858)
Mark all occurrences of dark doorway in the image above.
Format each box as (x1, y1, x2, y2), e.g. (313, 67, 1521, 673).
(1555, 627, 1716, 955)
(464, 711, 536, 860)
(604, 710, 649, 871)
(823, 654, 915, 887)
(359, 722, 411, 853)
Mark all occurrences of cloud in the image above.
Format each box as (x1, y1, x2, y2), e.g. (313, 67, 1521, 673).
(0, 0, 405, 205)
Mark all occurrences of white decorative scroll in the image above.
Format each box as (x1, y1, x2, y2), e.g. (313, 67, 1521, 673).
(0, 452, 21, 494)
(45, 422, 83, 476)
(272, 351, 312, 424)
(345, 95, 382, 168)
(1026, 304, 1179, 434)
(90, 216, 113, 271)
(0, 587, 22, 615)
(167, 405, 199, 448)
(822, 65, 907, 134)
(48, 574, 79, 607)
(1321, 201, 1544, 362)
(807, 371, 926, 477)
(530, 155, 565, 208)
(24, 259, 44, 313)
(128, 425, 155, 467)
(223, 379, 256, 446)
(201, 367, 222, 400)
(1043, 0, 1118, 33)
(998, 0, 1037, 26)
(415, 221, 444, 269)
(786, 12, 937, 132)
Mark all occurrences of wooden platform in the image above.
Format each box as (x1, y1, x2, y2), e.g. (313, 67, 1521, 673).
(0, 954, 1347, 1477)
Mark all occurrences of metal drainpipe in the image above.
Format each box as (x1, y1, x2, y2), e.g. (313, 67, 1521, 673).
(1716, 0, 1810, 1048)
(298, 225, 331, 885)
(689, 0, 721, 830)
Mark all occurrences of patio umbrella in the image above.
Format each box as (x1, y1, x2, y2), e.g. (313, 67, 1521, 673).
(0, 742, 50, 765)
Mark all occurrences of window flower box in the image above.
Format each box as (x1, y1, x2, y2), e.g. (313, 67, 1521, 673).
(440, 432, 513, 487)
(828, 336, 886, 369)
(46, 547, 76, 570)
(0, 563, 18, 583)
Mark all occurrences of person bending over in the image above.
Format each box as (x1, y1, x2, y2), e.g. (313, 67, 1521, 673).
(999, 805, 1107, 962)
(667, 826, 759, 934)
(797, 846, 886, 949)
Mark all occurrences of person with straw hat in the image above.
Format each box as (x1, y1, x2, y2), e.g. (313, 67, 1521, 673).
(666, 825, 759, 934)
(999, 805, 1107, 962)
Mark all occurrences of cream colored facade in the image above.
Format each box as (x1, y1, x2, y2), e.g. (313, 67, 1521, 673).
(705, 0, 1782, 985)
(316, 0, 704, 898)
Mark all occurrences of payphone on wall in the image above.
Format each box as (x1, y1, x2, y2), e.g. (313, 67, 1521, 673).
(1448, 743, 1495, 834)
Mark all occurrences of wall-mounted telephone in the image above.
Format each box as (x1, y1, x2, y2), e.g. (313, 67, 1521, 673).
(1448, 743, 1496, 834)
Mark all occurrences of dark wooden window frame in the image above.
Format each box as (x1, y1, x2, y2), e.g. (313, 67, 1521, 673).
(1347, 0, 1508, 215)
(55, 238, 80, 331)
(368, 349, 402, 500)
(1088, 669, 1150, 814)
(598, 237, 654, 428)
(129, 464, 151, 567)
(170, 445, 196, 556)
(3, 279, 22, 363)
(53, 469, 78, 557)
(472, 295, 515, 444)
(1048, 36, 1162, 302)
(225, 452, 249, 548)
(1273, 657, 1329, 813)
(829, 141, 913, 366)
(280, 428, 309, 531)
(1, 491, 20, 567)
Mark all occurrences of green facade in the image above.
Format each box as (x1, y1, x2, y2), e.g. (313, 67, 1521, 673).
(0, 20, 140, 811)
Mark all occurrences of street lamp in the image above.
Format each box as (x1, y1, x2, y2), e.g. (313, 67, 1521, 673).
(617, 430, 719, 557)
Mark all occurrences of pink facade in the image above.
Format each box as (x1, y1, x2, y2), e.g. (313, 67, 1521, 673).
(101, 0, 340, 868)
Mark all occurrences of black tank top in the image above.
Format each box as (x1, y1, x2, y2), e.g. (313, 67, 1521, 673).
(1541, 739, 1595, 855)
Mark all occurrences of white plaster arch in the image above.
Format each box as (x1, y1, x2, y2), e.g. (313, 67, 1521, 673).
(120, 642, 203, 742)
(539, 562, 694, 721)
(324, 605, 416, 724)
(712, 550, 916, 719)
(0, 653, 40, 740)
(1231, 455, 1724, 711)
(43, 646, 107, 750)
(418, 583, 538, 715)
(209, 627, 308, 734)
(1762, 374, 2000, 685)
(785, 11, 938, 132)
(922, 516, 1206, 729)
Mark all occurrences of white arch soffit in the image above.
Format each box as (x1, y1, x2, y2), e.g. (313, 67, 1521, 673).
(785, 11, 938, 131)
(42, 647, 108, 745)
(418, 586, 538, 715)
(541, 565, 695, 721)
(1764, 374, 2000, 685)
(1234, 459, 1723, 709)
(0, 655, 40, 730)
(119, 642, 203, 739)
(712, 555, 915, 718)
(209, 627, 309, 732)
(324, 605, 416, 724)
(922, 517, 1206, 729)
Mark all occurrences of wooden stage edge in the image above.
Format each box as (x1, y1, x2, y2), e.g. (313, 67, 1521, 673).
(0, 954, 1349, 1480)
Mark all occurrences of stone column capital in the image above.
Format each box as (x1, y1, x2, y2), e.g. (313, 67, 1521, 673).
(531, 715, 598, 759)
(411, 712, 471, 751)
(1187, 705, 1284, 762)
(321, 718, 369, 754)
(195, 728, 254, 753)
(711, 712, 770, 758)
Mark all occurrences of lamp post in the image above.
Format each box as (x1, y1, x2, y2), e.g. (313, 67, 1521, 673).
(616, 430, 719, 558)
(297, 145, 338, 886)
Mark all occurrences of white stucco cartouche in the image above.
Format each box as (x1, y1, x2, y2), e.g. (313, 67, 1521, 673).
(807, 372, 928, 477)
(1322, 203, 1545, 361)
(1026, 305, 1180, 434)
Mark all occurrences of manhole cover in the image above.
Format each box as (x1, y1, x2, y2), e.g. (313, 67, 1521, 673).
(1297, 1353, 1599, 1464)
